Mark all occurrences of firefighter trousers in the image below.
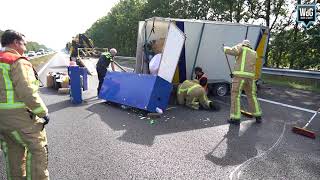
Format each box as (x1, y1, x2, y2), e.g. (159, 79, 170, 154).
(0, 109, 49, 180)
(230, 77, 262, 120)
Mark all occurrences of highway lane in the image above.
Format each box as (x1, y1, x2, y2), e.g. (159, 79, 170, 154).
(0, 52, 319, 180)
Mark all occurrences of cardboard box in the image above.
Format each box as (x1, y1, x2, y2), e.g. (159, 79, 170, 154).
(46, 72, 54, 88)
(58, 88, 70, 94)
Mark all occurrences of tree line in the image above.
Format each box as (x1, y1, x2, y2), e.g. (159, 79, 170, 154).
(0, 30, 49, 52)
(85, 0, 319, 70)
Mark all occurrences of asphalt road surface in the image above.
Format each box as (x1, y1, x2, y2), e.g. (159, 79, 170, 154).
(1, 52, 319, 180)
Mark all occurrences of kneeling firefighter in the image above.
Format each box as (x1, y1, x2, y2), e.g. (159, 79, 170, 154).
(177, 80, 219, 111)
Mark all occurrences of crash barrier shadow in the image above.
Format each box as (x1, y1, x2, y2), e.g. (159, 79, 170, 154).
(86, 101, 230, 146)
(205, 122, 259, 167)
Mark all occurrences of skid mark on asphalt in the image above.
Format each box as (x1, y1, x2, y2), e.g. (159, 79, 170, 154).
(229, 122, 287, 180)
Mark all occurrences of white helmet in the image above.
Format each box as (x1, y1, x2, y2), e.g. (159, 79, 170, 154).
(110, 48, 117, 56)
(242, 40, 251, 47)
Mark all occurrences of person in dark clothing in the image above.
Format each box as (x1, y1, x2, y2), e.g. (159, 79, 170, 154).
(69, 38, 79, 61)
(96, 48, 117, 95)
(194, 66, 208, 92)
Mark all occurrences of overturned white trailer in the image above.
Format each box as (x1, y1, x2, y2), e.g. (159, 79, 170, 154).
(135, 17, 269, 96)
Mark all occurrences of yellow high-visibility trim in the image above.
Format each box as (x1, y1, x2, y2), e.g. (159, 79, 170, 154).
(178, 87, 188, 94)
(233, 71, 255, 78)
(191, 98, 199, 109)
(187, 84, 201, 94)
(230, 80, 244, 119)
(203, 94, 212, 107)
(240, 47, 248, 72)
(11, 131, 32, 180)
(0, 63, 14, 103)
(252, 80, 262, 116)
(0, 103, 26, 109)
(32, 106, 45, 114)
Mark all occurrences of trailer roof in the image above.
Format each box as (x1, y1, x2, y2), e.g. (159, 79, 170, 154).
(144, 17, 268, 29)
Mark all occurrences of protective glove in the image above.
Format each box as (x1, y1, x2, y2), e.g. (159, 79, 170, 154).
(43, 114, 50, 125)
(209, 102, 220, 111)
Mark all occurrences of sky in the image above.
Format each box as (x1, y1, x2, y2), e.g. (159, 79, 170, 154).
(0, 0, 120, 50)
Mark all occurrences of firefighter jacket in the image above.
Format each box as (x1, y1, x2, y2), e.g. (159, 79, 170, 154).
(224, 44, 257, 79)
(177, 80, 212, 110)
(0, 48, 48, 117)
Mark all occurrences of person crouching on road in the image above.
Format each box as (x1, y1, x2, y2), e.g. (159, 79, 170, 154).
(177, 80, 220, 111)
(96, 48, 117, 96)
(0, 30, 50, 180)
(194, 66, 208, 93)
(224, 40, 262, 125)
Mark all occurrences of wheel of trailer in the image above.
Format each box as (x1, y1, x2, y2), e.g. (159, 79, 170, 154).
(212, 83, 229, 97)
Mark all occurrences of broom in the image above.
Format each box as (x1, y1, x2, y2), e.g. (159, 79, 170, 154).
(292, 108, 319, 139)
(241, 110, 254, 118)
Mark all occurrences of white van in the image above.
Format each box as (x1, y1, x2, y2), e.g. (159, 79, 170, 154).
(135, 17, 269, 96)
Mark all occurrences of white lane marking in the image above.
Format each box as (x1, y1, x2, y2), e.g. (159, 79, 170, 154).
(240, 94, 317, 114)
(38, 53, 57, 75)
(257, 97, 316, 114)
(216, 97, 317, 114)
(229, 123, 287, 180)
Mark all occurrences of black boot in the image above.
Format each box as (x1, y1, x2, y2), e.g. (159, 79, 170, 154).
(209, 102, 220, 111)
(255, 116, 262, 123)
(228, 119, 240, 125)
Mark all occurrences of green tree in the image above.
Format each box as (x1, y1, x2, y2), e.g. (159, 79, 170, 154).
(25, 41, 47, 52)
(84, 0, 319, 70)
(86, 0, 146, 56)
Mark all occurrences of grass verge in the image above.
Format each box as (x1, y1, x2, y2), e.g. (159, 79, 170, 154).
(30, 53, 56, 69)
(262, 74, 320, 93)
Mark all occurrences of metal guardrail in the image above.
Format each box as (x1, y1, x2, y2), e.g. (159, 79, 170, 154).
(262, 68, 320, 80)
(112, 56, 320, 80)
(114, 56, 136, 61)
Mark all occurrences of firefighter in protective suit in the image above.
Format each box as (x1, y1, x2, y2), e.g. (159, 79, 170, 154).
(0, 30, 50, 180)
(177, 80, 219, 111)
(224, 40, 262, 125)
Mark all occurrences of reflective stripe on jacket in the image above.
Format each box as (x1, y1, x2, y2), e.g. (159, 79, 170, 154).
(224, 44, 257, 79)
(177, 80, 203, 96)
(0, 49, 48, 117)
